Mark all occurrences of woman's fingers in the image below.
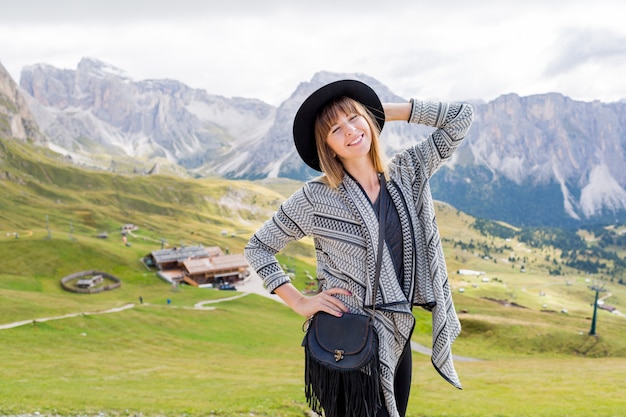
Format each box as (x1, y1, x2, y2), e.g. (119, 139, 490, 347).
(314, 288, 351, 317)
(292, 287, 352, 317)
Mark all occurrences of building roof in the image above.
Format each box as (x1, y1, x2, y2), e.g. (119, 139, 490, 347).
(183, 254, 248, 275)
(150, 245, 209, 264)
(157, 269, 185, 283)
(206, 246, 225, 257)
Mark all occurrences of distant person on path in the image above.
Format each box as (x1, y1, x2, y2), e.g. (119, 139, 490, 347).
(245, 79, 473, 417)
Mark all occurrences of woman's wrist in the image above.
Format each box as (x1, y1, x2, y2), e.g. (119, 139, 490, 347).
(383, 102, 412, 122)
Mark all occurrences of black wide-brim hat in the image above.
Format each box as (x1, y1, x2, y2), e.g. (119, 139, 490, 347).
(293, 79, 385, 172)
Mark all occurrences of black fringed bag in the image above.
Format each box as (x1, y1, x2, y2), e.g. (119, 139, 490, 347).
(302, 311, 380, 417)
(301, 176, 387, 417)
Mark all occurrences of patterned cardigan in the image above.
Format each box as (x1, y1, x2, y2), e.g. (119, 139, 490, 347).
(245, 99, 474, 417)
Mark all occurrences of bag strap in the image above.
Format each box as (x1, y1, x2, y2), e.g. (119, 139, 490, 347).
(370, 173, 386, 315)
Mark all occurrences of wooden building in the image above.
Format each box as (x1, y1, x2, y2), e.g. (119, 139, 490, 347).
(144, 245, 248, 287)
(182, 254, 249, 286)
(144, 245, 212, 270)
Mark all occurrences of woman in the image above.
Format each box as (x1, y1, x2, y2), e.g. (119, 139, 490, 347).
(244, 79, 474, 417)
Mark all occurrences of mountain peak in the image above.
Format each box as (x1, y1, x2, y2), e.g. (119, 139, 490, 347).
(77, 57, 129, 80)
(0, 61, 46, 143)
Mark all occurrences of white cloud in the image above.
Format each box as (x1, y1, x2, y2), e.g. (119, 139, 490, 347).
(1, 0, 625, 105)
(544, 29, 626, 76)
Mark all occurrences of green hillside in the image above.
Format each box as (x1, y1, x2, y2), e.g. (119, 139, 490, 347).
(1, 136, 625, 417)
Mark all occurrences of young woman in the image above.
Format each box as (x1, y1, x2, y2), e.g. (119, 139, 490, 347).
(245, 79, 474, 417)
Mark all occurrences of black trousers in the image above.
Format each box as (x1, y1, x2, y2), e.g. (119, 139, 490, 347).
(335, 341, 413, 417)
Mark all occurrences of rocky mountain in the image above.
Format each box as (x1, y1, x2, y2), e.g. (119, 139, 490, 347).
(433, 93, 626, 226)
(19, 57, 275, 172)
(0, 61, 45, 144)
(14, 58, 626, 227)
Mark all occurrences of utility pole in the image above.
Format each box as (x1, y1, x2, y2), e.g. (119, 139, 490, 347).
(589, 284, 605, 336)
(45, 215, 51, 239)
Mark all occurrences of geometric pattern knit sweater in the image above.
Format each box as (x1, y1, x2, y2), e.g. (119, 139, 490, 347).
(245, 99, 474, 417)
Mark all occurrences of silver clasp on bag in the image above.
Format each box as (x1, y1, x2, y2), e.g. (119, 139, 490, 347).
(334, 349, 344, 362)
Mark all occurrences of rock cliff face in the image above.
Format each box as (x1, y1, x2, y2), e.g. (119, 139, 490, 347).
(436, 93, 626, 225)
(19, 57, 275, 170)
(0, 61, 45, 143)
(16, 59, 626, 226)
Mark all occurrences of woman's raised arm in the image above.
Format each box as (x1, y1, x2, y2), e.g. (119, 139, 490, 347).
(383, 102, 412, 122)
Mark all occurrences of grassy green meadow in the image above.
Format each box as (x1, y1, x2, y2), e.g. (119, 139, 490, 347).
(1, 137, 625, 416)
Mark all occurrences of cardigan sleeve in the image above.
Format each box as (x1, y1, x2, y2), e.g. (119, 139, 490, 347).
(404, 100, 474, 179)
(244, 186, 314, 293)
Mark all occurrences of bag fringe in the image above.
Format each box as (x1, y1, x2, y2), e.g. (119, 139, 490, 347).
(304, 347, 381, 417)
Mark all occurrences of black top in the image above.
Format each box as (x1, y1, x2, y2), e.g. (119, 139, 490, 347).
(373, 184, 403, 284)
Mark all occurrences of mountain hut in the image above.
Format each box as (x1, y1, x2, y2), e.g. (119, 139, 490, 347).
(182, 254, 250, 286)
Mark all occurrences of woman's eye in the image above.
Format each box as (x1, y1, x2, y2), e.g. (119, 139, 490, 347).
(349, 114, 358, 120)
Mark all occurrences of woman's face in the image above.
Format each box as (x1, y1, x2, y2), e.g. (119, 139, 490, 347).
(325, 111, 372, 167)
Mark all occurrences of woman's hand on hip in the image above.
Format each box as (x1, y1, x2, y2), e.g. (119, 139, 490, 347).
(274, 283, 351, 317)
(294, 287, 352, 317)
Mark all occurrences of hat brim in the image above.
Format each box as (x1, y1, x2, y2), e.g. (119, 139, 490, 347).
(293, 79, 385, 172)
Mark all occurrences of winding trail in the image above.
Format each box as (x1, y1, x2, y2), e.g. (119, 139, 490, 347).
(0, 303, 135, 330)
(0, 272, 481, 362)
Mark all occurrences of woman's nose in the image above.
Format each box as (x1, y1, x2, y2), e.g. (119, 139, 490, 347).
(345, 122, 357, 135)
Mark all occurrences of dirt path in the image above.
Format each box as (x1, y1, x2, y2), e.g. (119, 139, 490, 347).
(0, 272, 481, 362)
(0, 303, 135, 330)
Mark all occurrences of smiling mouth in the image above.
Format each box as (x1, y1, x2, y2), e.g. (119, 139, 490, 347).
(348, 134, 363, 146)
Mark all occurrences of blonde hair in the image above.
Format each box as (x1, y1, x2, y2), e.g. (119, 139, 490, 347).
(314, 97, 386, 188)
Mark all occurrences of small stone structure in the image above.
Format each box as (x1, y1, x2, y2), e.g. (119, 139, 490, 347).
(76, 274, 103, 288)
(61, 270, 121, 294)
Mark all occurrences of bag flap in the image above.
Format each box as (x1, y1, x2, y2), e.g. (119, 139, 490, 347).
(313, 312, 372, 355)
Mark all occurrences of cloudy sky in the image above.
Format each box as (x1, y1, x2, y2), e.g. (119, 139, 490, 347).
(1, 0, 625, 105)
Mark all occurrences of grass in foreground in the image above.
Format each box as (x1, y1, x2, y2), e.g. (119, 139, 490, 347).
(1, 291, 625, 417)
